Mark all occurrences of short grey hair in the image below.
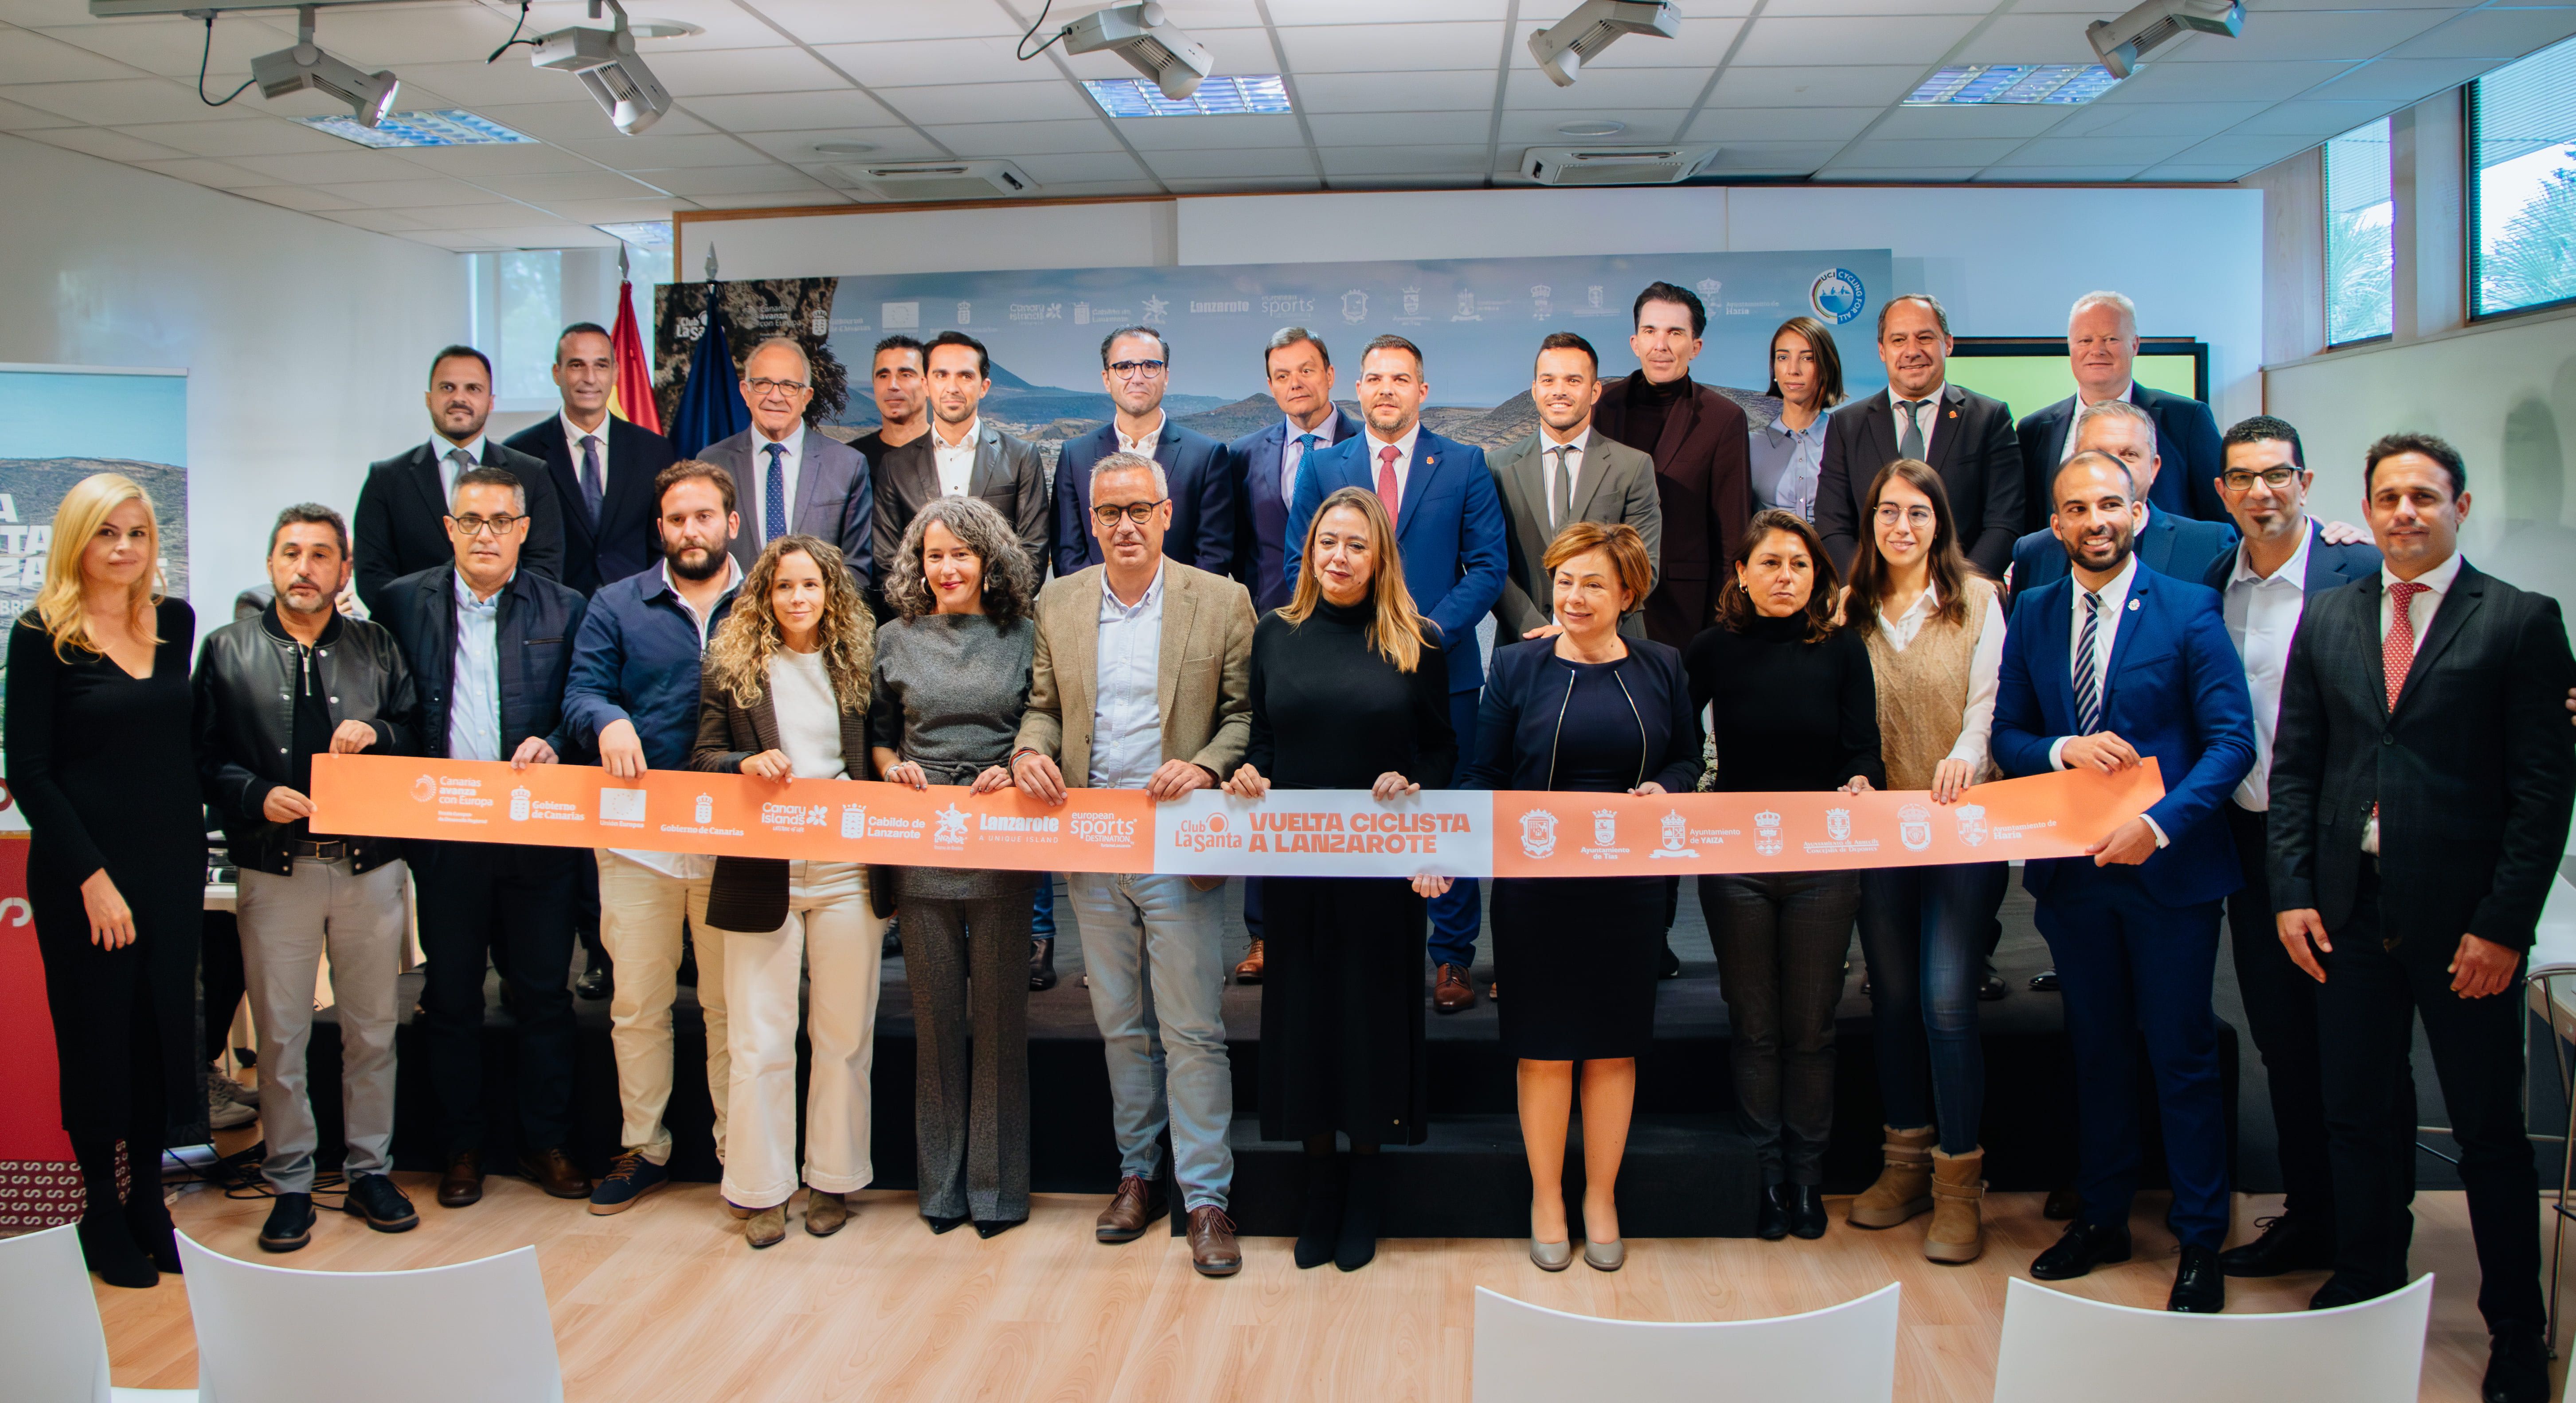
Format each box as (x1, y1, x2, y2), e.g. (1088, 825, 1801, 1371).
(743, 335, 813, 382)
(1088, 449, 1168, 503)
(882, 495, 1037, 624)
(2069, 290, 2138, 335)
(2074, 397, 2154, 435)
(451, 464, 527, 514)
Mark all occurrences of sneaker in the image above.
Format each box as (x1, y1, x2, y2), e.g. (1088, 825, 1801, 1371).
(343, 1173, 418, 1233)
(212, 1068, 261, 1109)
(207, 1072, 257, 1130)
(589, 1150, 671, 1216)
(259, 1193, 316, 1252)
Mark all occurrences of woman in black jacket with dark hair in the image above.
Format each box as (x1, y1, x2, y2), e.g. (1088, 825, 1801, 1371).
(1464, 521, 1701, 1276)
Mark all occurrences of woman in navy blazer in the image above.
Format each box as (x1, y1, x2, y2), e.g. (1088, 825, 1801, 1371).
(1463, 522, 1700, 1275)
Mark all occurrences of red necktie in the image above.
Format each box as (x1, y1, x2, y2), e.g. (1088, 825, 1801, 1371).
(1375, 444, 1401, 525)
(2383, 581, 2427, 712)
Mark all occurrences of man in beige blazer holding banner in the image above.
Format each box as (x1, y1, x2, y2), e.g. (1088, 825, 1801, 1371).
(1011, 449, 1256, 1278)
(1490, 332, 1662, 642)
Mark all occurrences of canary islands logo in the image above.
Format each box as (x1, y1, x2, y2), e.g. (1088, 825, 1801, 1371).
(1518, 808, 1558, 859)
(1810, 268, 1867, 325)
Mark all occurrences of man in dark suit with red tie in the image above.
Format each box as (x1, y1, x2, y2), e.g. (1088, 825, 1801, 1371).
(1815, 294, 2021, 580)
(501, 323, 676, 598)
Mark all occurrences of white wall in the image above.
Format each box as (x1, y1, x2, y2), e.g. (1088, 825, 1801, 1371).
(689, 184, 2265, 423)
(0, 133, 465, 609)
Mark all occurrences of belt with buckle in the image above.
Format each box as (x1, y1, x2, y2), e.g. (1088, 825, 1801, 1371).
(287, 839, 351, 860)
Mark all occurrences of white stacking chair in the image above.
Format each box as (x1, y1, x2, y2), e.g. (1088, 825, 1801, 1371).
(0, 1222, 197, 1401)
(1991, 1274, 2432, 1403)
(1472, 1282, 1900, 1403)
(2523, 872, 2576, 1345)
(176, 1233, 561, 1403)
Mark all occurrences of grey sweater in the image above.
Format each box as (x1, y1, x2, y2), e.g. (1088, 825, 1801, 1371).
(868, 611, 1040, 900)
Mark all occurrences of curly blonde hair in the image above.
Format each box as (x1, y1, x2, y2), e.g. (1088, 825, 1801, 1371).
(702, 534, 875, 709)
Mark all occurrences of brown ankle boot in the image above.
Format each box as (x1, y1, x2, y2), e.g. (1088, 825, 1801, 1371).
(1848, 1125, 1937, 1228)
(1923, 1146, 1985, 1264)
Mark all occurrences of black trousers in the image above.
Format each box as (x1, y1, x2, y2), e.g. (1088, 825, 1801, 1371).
(202, 910, 246, 1064)
(412, 841, 580, 1157)
(2317, 865, 2543, 1333)
(2225, 802, 2338, 1233)
(1704, 870, 1860, 1186)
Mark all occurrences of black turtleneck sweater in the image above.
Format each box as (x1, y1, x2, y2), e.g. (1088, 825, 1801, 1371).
(1683, 612, 1885, 794)
(1244, 597, 1455, 790)
(1618, 372, 1692, 458)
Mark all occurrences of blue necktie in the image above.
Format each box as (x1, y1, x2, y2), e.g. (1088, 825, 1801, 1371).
(578, 434, 604, 528)
(763, 442, 787, 544)
(2073, 590, 2103, 735)
(1287, 433, 1318, 503)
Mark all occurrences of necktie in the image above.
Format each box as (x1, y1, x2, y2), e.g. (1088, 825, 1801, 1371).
(2073, 590, 2104, 736)
(1375, 444, 1401, 525)
(763, 442, 788, 544)
(2384, 581, 2428, 712)
(1287, 433, 1318, 505)
(1549, 444, 1577, 529)
(579, 434, 605, 528)
(445, 446, 474, 498)
(1896, 400, 1927, 461)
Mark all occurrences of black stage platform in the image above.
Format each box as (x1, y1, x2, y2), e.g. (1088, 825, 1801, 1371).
(286, 878, 2237, 1239)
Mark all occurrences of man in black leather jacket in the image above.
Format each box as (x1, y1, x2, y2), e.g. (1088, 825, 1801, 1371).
(193, 503, 420, 1253)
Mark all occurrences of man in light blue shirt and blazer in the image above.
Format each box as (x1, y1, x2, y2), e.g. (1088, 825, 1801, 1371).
(1288, 334, 1508, 1011)
(1992, 448, 2255, 1314)
(1055, 325, 1236, 581)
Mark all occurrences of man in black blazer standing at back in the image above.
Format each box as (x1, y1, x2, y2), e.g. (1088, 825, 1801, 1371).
(1053, 325, 1234, 579)
(2270, 432, 2576, 1403)
(2016, 291, 2226, 530)
(354, 345, 563, 614)
(501, 322, 675, 597)
(876, 330, 1050, 584)
(1815, 293, 2020, 579)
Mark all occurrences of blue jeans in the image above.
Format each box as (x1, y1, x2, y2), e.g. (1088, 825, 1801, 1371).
(1031, 877, 1055, 940)
(1064, 871, 1234, 1211)
(1426, 686, 1481, 971)
(1857, 862, 2007, 1156)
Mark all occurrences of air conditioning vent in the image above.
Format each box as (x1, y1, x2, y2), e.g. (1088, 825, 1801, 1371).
(832, 160, 1038, 202)
(1521, 144, 1719, 186)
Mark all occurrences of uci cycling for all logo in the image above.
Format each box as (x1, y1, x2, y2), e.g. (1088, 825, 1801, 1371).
(1810, 268, 1867, 326)
(1070, 811, 1138, 848)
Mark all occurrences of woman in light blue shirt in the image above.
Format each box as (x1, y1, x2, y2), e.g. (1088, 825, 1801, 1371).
(1748, 316, 1847, 522)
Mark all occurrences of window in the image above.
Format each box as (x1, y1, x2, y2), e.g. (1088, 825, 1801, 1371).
(2324, 118, 2394, 345)
(2470, 33, 2576, 319)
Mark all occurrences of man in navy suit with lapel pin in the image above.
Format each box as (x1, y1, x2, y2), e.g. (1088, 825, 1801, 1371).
(1054, 325, 1235, 580)
(2193, 415, 2382, 1282)
(1992, 448, 2255, 1313)
(2016, 291, 2227, 530)
(355, 345, 564, 614)
(1816, 293, 2022, 579)
(1289, 334, 1508, 1012)
(502, 323, 676, 599)
(2008, 399, 2237, 599)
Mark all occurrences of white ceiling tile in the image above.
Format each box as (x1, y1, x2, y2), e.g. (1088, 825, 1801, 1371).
(1142, 145, 1317, 178)
(2045, 99, 2272, 138)
(554, 131, 779, 167)
(1112, 113, 1307, 150)
(1496, 107, 1692, 143)
(2385, 8, 2576, 60)
(1012, 150, 1152, 183)
(921, 118, 1126, 157)
(1266, 0, 1509, 21)
(740, 127, 945, 161)
(225, 148, 442, 183)
(1005, 179, 1164, 197)
(1162, 175, 1326, 192)
(393, 142, 605, 176)
(1812, 165, 1984, 179)
(313, 207, 432, 233)
(1987, 135, 2196, 165)
(231, 183, 361, 213)
(529, 197, 690, 223)
(1699, 140, 1843, 170)
(303, 176, 502, 209)
(1728, 14, 1982, 65)
(0, 92, 79, 129)
(1507, 15, 1743, 68)
(468, 169, 671, 202)
(1315, 143, 1494, 175)
(2088, 58, 2359, 101)
(801, 36, 1030, 90)
(676, 89, 896, 131)
(735, 0, 1022, 44)
(0, 76, 239, 125)
(1129, 2, 1272, 26)
(35, 15, 298, 80)
(868, 80, 1092, 126)
(442, 224, 621, 248)
(618, 164, 825, 197)
(1289, 70, 1494, 112)
(2231, 0, 2480, 10)
(2164, 131, 2330, 167)
(474, 98, 712, 142)
(1502, 65, 1715, 107)
(16, 124, 186, 162)
(1055, 30, 1289, 85)
(1305, 109, 1491, 144)
(2158, 8, 2455, 61)
(2228, 97, 2405, 136)
(1683, 106, 1877, 141)
(1866, 104, 2080, 139)
(340, 59, 557, 108)
(0, 26, 152, 82)
(1831, 136, 2036, 164)
(2139, 162, 2263, 180)
(1277, 21, 1509, 73)
(259, 4, 531, 69)
(108, 114, 356, 157)
(1755, 0, 1994, 13)
(2306, 55, 2503, 100)
(1705, 65, 1926, 106)
(394, 202, 558, 230)
(127, 154, 268, 188)
(686, 189, 852, 209)
(1951, 13, 2119, 66)
(528, 0, 800, 52)
(1973, 164, 2149, 180)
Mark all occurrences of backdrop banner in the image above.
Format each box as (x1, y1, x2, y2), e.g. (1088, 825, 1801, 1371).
(312, 754, 2162, 880)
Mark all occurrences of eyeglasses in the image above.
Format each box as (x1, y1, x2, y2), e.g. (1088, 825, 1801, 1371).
(2221, 467, 2300, 492)
(746, 377, 810, 395)
(1873, 504, 1935, 527)
(1091, 499, 1169, 526)
(447, 514, 521, 537)
(1107, 359, 1168, 378)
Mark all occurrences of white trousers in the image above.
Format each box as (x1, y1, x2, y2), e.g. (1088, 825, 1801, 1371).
(594, 850, 727, 1165)
(715, 861, 883, 1208)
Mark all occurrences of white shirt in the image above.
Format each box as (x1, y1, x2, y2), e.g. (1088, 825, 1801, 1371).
(2060, 382, 2138, 463)
(1280, 414, 1339, 505)
(431, 435, 488, 500)
(1361, 423, 1424, 518)
(2362, 550, 2465, 854)
(2221, 522, 2315, 811)
(766, 647, 847, 781)
(930, 416, 980, 500)
(750, 426, 803, 545)
(1538, 426, 1592, 530)
(1115, 410, 1166, 456)
(2046, 554, 2168, 846)
(1876, 583, 2009, 773)
(1888, 388, 1943, 461)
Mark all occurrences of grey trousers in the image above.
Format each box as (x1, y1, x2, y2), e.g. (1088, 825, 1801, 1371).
(905, 894, 1033, 1222)
(235, 858, 409, 1193)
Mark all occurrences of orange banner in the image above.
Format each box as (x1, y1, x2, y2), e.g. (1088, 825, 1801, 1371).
(311, 754, 2163, 878)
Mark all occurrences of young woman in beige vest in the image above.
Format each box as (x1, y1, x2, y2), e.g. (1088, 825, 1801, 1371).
(1841, 459, 2012, 1263)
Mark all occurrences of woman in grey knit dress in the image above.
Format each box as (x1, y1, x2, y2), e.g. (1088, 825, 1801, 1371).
(869, 495, 1041, 1236)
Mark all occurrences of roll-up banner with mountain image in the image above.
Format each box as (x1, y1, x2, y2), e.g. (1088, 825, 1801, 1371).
(654, 250, 1891, 468)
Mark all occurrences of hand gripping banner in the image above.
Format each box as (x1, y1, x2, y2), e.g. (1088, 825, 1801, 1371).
(311, 754, 2164, 879)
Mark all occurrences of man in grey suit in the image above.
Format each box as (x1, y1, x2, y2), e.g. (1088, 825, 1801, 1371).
(876, 330, 1049, 584)
(699, 336, 874, 585)
(1490, 332, 1661, 640)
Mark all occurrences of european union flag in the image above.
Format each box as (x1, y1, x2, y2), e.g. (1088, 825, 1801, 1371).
(667, 284, 745, 459)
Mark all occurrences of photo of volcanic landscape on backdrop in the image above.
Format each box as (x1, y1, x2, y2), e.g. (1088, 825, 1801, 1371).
(655, 251, 1892, 465)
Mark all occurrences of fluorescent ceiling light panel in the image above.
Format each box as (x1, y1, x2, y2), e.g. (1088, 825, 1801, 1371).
(1083, 74, 1293, 118)
(1904, 65, 2122, 106)
(595, 220, 672, 246)
(297, 109, 537, 148)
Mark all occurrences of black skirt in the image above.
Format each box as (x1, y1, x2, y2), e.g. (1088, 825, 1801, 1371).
(1256, 876, 1429, 1146)
(1491, 876, 1664, 1060)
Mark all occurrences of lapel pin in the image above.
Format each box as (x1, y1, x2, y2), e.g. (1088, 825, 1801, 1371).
(1947, 409, 1958, 419)
(2128, 598, 2140, 611)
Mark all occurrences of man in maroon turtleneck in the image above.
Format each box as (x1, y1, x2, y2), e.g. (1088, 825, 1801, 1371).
(1591, 282, 1753, 652)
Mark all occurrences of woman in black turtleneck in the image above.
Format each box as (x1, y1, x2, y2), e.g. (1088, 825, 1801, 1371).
(1225, 486, 1453, 1274)
(1685, 508, 1884, 1243)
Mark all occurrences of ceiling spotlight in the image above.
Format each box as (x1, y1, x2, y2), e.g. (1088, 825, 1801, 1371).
(532, 0, 672, 135)
(1058, 2, 1212, 102)
(1528, 1, 1681, 87)
(249, 5, 398, 129)
(2085, 0, 2243, 78)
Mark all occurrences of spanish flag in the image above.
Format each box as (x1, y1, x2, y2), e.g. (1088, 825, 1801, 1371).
(606, 277, 661, 435)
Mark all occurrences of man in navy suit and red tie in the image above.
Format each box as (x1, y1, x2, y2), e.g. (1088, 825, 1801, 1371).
(1054, 326, 1235, 580)
(1288, 335, 1508, 1013)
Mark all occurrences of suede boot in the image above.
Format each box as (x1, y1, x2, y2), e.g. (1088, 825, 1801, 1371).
(1924, 1146, 1986, 1264)
(1848, 1125, 1936, 1228)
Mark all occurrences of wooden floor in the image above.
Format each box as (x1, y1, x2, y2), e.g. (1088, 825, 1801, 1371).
(97, 1175, 2563, 1402)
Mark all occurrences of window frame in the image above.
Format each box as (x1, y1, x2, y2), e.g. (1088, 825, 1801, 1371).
(2466, 43, 2576, 325)
(2321, 115, 2396, 350)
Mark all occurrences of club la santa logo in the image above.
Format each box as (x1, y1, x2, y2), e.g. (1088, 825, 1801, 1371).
(1899, 803, 1933, 852)
(1956, 804, 1988, 847)
(1754, 809, 1783, 857)
(1518, 808, 1558, 859)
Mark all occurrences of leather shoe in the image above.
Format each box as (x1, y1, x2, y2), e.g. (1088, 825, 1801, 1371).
(1095, 1174, 1168, 1243)
(1029, 938, 1058, 992)
(2029, 968, 2061, 992)
(438, 1151, 484, 1208)
(1233, 939, 1265, 984)
(1433, 963, 1476, 1013)
(519, 1147, 591, 1200)
(2310, 1272, 2392, 1309)
(2042, 1185, 2080, 1220)
(2483, 1330, 2549, 1403)
(882, 917, 902, 959)
(2168, 1245, 2224, 1313)
(1187, 1206, 1242, 1276)
(1657, 942, 1681, 978)
(1978, 968, 2008, 1002)
(2220, 1214, 2335, 1277)
(1755, 1184, 1790, 1241)
(574, 956, 610, 1001)
(2030, 1220, 2132, 1280)
(1786, 1184, 1827, 1240)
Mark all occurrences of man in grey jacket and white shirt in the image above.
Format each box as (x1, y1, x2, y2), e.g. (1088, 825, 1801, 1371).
(1490, 331, 1662, 641)
(700, 336, 875, 585)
